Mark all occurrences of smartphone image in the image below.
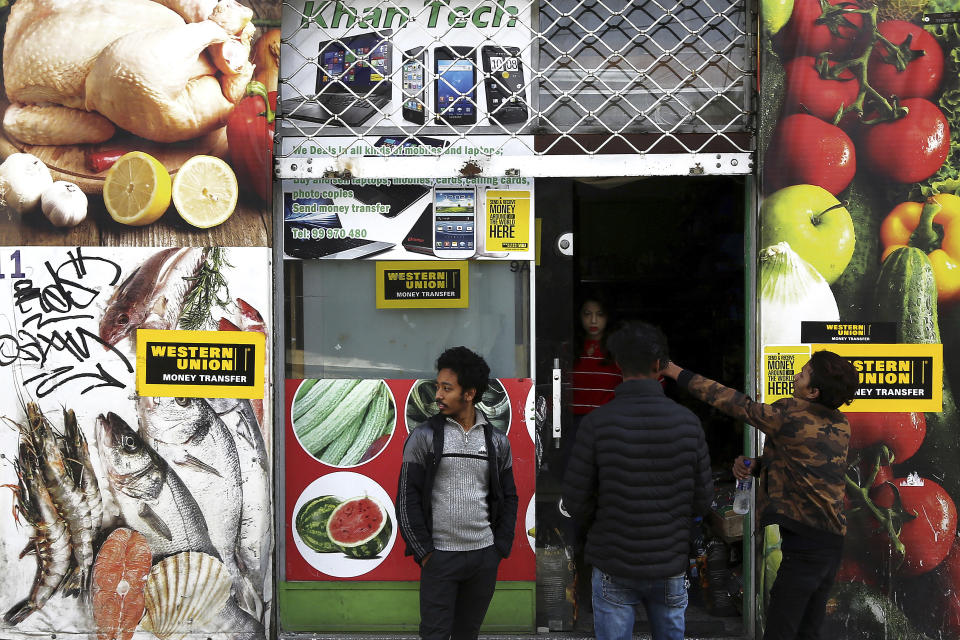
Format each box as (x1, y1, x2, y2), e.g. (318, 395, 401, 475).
(434, 46, 477, 126)
(481, 45, 527, 126)
(433, 187, 476, 259)
(402, 47, 427, 125)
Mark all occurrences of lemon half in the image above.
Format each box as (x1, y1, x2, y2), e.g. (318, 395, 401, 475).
(103, 151, 171, 226)
(172, 155, 238, 229)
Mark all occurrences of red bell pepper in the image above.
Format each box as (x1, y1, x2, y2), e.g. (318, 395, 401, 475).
(226, 81, 276, 204)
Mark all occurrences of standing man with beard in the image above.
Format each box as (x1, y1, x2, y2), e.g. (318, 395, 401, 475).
(397, 346, 518, 640)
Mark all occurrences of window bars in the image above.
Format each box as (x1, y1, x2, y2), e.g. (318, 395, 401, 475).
(277, 0, 753, 175)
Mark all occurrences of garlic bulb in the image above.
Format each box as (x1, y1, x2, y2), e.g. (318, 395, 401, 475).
(0, 153, 53, 213)
(759, 241, 840, 346)
(41, 181, 87, 227)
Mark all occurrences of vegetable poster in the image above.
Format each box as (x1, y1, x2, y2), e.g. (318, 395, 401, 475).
(283, 377, 536, 582)
(760, 0, 960, 635)
(0, 247, 273, 640)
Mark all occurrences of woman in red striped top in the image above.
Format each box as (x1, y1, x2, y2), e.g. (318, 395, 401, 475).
(572, 297, 623, 416)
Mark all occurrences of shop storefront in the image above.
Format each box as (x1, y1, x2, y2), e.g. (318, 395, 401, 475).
(0, 0, 955, 639)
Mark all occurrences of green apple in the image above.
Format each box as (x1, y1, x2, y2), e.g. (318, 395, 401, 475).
(760, 184, 855, 284)
(762, 0, 794, 35)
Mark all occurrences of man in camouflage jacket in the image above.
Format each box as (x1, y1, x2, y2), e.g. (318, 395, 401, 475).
(661, 350, 859, 640)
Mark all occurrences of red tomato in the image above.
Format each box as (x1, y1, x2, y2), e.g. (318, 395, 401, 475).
(835, 554, 879, 586)
(846, 412, 926, 462)
(868, 20, 944, 101)
(783, 56, 860, 121)
(764, 113, 856, 194)
(871, 477, 957, 576)
(861, 98, 949, 183)
(776, 0, 865, 57)
(935, 539, 960, 637)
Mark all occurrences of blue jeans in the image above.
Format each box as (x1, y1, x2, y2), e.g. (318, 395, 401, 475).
(592, 567, 687, 640)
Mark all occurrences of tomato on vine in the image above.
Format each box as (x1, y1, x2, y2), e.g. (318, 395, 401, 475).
(764, 113, 856, 195)
(776, 0, 866, 57)
(860, 98, 949, 183)
(868, 20, 944, 101)
(783, 56, 860, 121)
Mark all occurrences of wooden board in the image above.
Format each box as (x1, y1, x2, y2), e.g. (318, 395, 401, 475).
(0, 100, 229, 194)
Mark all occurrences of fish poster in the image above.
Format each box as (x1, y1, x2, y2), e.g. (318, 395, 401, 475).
(283, 377, 536, 581)
(0, 246, 273, 640)
(759, 0, 960, 635)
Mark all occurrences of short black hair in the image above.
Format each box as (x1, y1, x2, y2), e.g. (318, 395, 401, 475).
(808, 350, 859, 409)
(436, 346, 490, 404)
(606, 321, 669, 377)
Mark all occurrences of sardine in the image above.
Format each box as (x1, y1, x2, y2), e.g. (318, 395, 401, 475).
(4, 437, 74, 624)
(99, 248, 207, 346)
(137, 396, 259, 615)
(95, 412, 217, 560)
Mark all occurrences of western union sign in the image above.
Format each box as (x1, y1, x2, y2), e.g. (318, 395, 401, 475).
(136, 329, 266, 399)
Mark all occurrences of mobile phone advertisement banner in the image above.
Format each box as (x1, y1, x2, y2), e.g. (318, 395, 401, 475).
(281, 177, 534, 260)
(759, 0, 960, 635)
(279, 0, 534, 156)
(283, 377, 536, 582)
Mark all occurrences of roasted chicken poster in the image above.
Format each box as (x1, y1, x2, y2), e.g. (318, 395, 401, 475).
(0, 246, 273, 640)
(0, 0, 278, 246)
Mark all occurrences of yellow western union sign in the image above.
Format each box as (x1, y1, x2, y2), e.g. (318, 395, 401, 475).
(136, 329, 266, 399)
(376, 260, 468, 309)
(762, 344, 943, 412)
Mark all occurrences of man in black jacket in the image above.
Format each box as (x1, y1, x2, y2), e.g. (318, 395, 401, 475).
(563, 322, 712, 640)
(396, 346, 518, 640)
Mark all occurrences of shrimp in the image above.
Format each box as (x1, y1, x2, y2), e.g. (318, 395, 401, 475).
(4, 437, 74, 625)
(26, 403, 99, 594)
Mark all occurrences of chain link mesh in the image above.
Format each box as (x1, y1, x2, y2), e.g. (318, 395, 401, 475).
(277, 0, 752, 163)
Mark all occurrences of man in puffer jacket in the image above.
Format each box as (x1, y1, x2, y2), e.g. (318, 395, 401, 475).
(563, 321, 712, 640)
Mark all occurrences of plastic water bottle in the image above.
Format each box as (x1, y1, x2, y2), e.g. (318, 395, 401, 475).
(732, 459, 752, 515)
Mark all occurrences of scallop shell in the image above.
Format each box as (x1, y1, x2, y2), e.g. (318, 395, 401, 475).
(140, 551, 232, 640)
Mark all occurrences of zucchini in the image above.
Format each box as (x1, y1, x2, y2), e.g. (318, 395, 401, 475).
(340, 385, 393, 467)
(757, 39, 785, 162)
(874, 247, 960, 500)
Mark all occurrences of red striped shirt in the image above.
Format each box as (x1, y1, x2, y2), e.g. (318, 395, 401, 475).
(572, 340, 623, 415)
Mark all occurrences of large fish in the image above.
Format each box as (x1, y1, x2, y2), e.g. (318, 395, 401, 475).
(137, 396, 261, 617)
(95, 412, 217, 560)
(99, 248, 207, 346)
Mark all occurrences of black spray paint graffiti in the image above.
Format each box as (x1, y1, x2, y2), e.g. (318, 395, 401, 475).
(0, 247, 134, 397)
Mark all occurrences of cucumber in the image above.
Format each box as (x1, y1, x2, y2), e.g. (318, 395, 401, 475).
(873, 247, 960, 501)
(757, 39, 785, 163)
(831, 177, 883, 320)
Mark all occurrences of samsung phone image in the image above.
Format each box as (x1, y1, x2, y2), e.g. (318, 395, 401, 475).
(433, 187, 476, 259)
(434, 46, 477, 126)
(481, 45, 527, 126)
(402, 47, 427, 124)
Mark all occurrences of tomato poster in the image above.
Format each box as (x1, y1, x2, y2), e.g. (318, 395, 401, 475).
(283, 377, 536, 582)
(760, 0, 960, 635)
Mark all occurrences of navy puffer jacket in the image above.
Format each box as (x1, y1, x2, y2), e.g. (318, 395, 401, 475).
(562, 378, 713, 580)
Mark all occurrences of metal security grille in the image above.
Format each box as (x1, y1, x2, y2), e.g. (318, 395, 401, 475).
(276, 0, 753, 177)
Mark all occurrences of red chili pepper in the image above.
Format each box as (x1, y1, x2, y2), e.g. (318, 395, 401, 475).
(86, 147, 130, 173)
(226, 81, 276, 204)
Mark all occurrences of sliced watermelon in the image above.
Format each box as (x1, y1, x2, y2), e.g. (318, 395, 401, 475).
(296, 495, 342, 553)
(326, 496, 392, 559)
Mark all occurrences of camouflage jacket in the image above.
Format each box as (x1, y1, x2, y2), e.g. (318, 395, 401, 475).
(679, 371, 850, 539)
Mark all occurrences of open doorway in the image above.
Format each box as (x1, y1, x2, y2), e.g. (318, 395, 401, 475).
(535, 176, 749, 636)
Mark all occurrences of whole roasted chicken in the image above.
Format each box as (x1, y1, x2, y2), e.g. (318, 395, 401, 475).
(2, 0, 256, 144)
